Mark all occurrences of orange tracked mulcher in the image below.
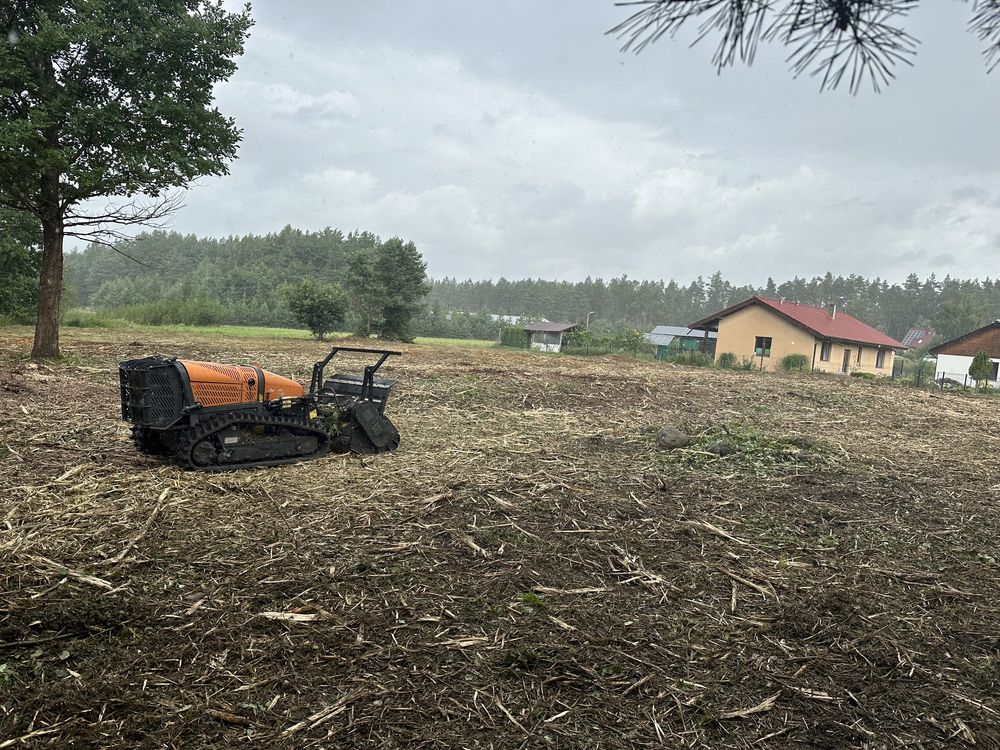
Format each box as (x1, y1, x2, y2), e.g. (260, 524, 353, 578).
(119, 347, 401, 470)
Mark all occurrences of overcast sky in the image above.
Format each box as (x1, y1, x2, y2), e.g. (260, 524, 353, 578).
(171, 1, 1000, 286)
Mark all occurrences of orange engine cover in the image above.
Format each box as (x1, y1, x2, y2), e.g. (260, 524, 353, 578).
(178, 360, 305, 407)
(260, 372, 304, 401)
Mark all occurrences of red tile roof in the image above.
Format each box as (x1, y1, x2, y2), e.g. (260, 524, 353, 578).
(690, 296, 906, 349)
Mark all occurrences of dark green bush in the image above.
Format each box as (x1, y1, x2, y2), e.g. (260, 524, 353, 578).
(499, 325, 529, 348)
(62, 310, 117, 328)
(111, 296, 227, 326)
(850, 371, 876, 380)
(411, 307, 502, 340)
(717, 352, 737, 369)
(562, 329, 633, 356)
(781, 353, 810, 371)
(665, 350, 714, 367)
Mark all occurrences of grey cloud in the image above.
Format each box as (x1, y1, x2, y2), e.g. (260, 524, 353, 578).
(168, 1, 1000, 286)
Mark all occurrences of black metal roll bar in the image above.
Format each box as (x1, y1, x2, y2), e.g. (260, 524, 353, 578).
(308, 346, 402, 400)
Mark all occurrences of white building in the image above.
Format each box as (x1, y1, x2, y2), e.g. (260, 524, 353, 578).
(930, 321, 1000, 385)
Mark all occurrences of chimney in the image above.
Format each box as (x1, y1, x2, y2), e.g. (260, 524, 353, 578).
(829, 303, 837, 320)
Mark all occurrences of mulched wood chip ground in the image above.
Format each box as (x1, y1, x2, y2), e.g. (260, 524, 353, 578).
(1, 327, 998, 748)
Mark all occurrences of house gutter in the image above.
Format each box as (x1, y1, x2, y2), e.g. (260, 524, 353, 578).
(811, 340, 818, 372)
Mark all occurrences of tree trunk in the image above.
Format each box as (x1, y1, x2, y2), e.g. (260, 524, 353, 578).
(31, 217, 63, 358)
(30, 44, 65, 359)
(32, 171, 64, 359)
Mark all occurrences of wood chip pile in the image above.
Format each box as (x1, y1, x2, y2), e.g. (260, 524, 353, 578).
(1, 327, 999, 748)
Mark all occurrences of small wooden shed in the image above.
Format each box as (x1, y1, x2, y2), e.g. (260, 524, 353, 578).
(523, 322, 580, 352)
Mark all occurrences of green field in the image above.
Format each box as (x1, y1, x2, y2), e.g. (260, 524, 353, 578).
(55, 311, 496, 347)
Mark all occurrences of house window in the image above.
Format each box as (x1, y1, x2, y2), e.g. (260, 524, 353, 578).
(856, 347, 863, 365)
(876, 349, 886, 369)
(820, 341, 832, 361)
(754, 336, 772, 358)
(991, 362, 999, 381)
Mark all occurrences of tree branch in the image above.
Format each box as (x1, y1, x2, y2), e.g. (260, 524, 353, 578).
(62, 193, 184, 240)
(607, 1, 993, 93)
(970, 0, 1000, 72)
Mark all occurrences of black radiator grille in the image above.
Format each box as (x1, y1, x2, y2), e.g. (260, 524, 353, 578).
(120, 359, 186, 428)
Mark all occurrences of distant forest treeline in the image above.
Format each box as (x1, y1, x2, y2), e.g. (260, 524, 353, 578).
(428, 272, 998, 343)
(61, 227, 1000, 343)
(65, 227, 372, 328)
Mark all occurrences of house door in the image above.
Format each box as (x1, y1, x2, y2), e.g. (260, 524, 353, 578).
(842, 349, 851, 373)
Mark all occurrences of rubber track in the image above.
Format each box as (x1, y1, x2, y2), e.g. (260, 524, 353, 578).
(132, 425, 171, 456)
(173, 412, 330, 471)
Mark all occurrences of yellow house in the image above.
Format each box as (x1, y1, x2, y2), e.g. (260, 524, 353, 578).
(689, 296, 906, 375)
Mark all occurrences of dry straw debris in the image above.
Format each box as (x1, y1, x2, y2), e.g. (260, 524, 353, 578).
(1, 327, 999, 748)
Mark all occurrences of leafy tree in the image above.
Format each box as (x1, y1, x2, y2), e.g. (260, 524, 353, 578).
(0, 1, 252, 357)
(610, 1, 1000, 93)
(615, 327, 648, 355)
(375, 238, 429, 341)
(0, 208, 41, 321)
(969, 350, 993, 390)
(283, 280, 348, 341)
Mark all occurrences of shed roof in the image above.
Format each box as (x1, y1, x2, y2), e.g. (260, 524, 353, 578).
(523, 321, 579, 333)
(929, 321, 1000, 357)
(690, 296, 906, 349)
(646, 326, 718, 347)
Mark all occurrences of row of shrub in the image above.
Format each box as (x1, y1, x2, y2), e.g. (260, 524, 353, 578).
(713, 352, 811, 372)
(499, 326, 529, 348)
(58, 296, 298, 330)
(498, 326, 654, 357)
(663, 350, 715, 367)
(716, 352, 756, 370)
(62, 309, 124, 328)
